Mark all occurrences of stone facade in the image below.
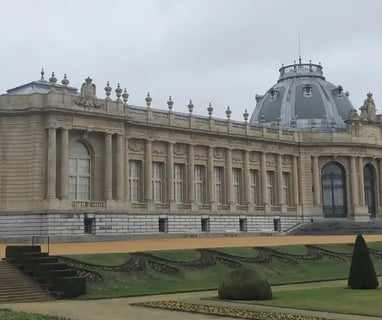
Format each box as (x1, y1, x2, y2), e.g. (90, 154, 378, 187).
(0, 68, 381, 239)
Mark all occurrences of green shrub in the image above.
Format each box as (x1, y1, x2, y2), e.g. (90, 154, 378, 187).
(348, 234, 379, 289)
(218, 268, 272, 300)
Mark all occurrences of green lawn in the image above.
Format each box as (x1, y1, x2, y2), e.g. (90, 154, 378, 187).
(254, 285, 382, 317)
(61, 242, 382, 299)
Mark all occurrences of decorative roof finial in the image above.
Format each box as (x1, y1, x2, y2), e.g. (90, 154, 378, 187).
(49, 72, 57, 84)
(188, 99, 194, 114)
(207, 102, 213, 117)
(40, 68, 45, 81)
(61, 74, 69, 87)
(225, 105, 232, 119)
(145, 92, 152, 107)
(122, 88, 129, 105)
(115, 83, 122, 101)
(243, 108, 249, 122)
(167, 96, 174, 111)
(104, 81, 112, 100)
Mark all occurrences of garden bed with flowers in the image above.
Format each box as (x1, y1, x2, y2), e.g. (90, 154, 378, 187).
(133, 301, 332, 320)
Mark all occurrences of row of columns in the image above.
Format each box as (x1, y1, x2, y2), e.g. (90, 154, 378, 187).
(47, 128, 299, 206)
(140, 141, 299, 206)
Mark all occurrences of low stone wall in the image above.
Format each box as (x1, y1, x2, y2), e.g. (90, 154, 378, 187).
(0, 211, 303, 240)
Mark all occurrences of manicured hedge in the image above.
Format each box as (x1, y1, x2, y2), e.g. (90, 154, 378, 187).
(6, 246, 41, 261)
(348, 234, 379, 289)
(218, 268, 272, 300)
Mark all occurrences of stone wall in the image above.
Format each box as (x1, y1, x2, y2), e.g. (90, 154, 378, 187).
(0, 212, 303, 239)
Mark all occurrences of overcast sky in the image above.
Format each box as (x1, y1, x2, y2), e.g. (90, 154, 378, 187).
(1, 0, 381, 120)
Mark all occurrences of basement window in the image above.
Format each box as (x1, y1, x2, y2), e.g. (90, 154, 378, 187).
(159, 218, 168, 233)
(201, 218, 210, 232)
(84, 216, 96, 234)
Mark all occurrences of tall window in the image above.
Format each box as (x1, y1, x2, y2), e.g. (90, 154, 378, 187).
(322, 162, 346, 217)
(250, 169, 259, 204)
(69, 141, 90, 200)
(282, 172, 291, 205)
(214, 167, 224, 204)
(233, 168, 242, 204)
(152, 162, 164, 203)
(174, 164, 184, 203)
(128, 160, 141, 202)
(267, 171, 275, 205)
(194, 165, 205, 204)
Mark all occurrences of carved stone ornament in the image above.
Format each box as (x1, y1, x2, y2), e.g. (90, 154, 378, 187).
(213, 148, 224, 159)
(250, 152, 259, 163)
(128, 140, 143, 152)
(73, 77, 103, 109)
(173, 144, 186, 156)
(282, 156, 291, 165)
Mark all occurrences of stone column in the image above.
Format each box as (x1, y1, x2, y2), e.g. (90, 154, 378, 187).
(208, 146, 214, 204)
(312, 156, 320, 205)
(125, 137, 129, 202)
(144, 140, 153, 202)
(47, 128, 57, 199)
(115, 134, 124, 201)
(167, 142, 174, 203)
(104, 133, 113, 200)
(379, 159, 382, 206)
(350, 156, 359, 206)
(261, 152, 268, 205)
(358, 157, 365, 206)
(188, 144, 195, 203)
(277, 154, 283, 205)
(292, 155, 299, 206)
(226, 148, 233, 204)
(60, 128, 69, 199)
(243, 150, 250, 204)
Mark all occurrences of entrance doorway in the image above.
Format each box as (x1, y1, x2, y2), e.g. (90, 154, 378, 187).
(364, 164, 376, 217)
(322, 162, 347, 217)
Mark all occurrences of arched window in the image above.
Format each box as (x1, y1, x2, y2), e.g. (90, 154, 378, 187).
(69, 141, 90, 200)
(321, 162, 347, 217)
(364, 164, 376, 217)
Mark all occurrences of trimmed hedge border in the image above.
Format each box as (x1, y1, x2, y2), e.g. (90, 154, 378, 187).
(134, 301, 332, 320)
(0, 308, 72, 320)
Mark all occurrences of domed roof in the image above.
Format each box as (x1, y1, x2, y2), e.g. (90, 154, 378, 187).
(250, 60, 354, 130)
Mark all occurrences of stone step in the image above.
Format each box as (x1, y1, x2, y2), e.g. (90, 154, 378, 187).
(0, 261, 53, 302)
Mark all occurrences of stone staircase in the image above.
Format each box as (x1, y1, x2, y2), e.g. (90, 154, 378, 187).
(0, 260, 53, 303)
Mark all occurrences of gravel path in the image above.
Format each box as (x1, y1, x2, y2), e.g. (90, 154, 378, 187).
(2, 234, 382, 259)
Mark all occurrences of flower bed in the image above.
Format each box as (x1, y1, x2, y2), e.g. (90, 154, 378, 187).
(134, 301, 332, 320)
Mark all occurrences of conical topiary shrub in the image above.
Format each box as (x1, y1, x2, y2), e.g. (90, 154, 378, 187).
(218, 268, 272, 300)
(348, 234, 378, 289)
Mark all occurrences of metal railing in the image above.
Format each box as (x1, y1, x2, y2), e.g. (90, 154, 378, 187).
(32, 235, 50, 254)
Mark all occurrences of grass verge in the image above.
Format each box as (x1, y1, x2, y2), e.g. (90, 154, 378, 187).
(252, 285, 382, 317)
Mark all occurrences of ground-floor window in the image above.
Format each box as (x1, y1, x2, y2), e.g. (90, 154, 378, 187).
(201, 218, 210, 232)
(194, 165, 206, 204)
(239, 218, 247, 232)
(159, 218, 168, 232)
(84, 216, 96, 234)
(322, 162, 346, 217)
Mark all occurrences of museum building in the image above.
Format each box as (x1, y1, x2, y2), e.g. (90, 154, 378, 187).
(0, 60, 381, 238)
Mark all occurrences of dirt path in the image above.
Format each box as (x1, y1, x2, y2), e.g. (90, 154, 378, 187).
(2, 234, 382, 259)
